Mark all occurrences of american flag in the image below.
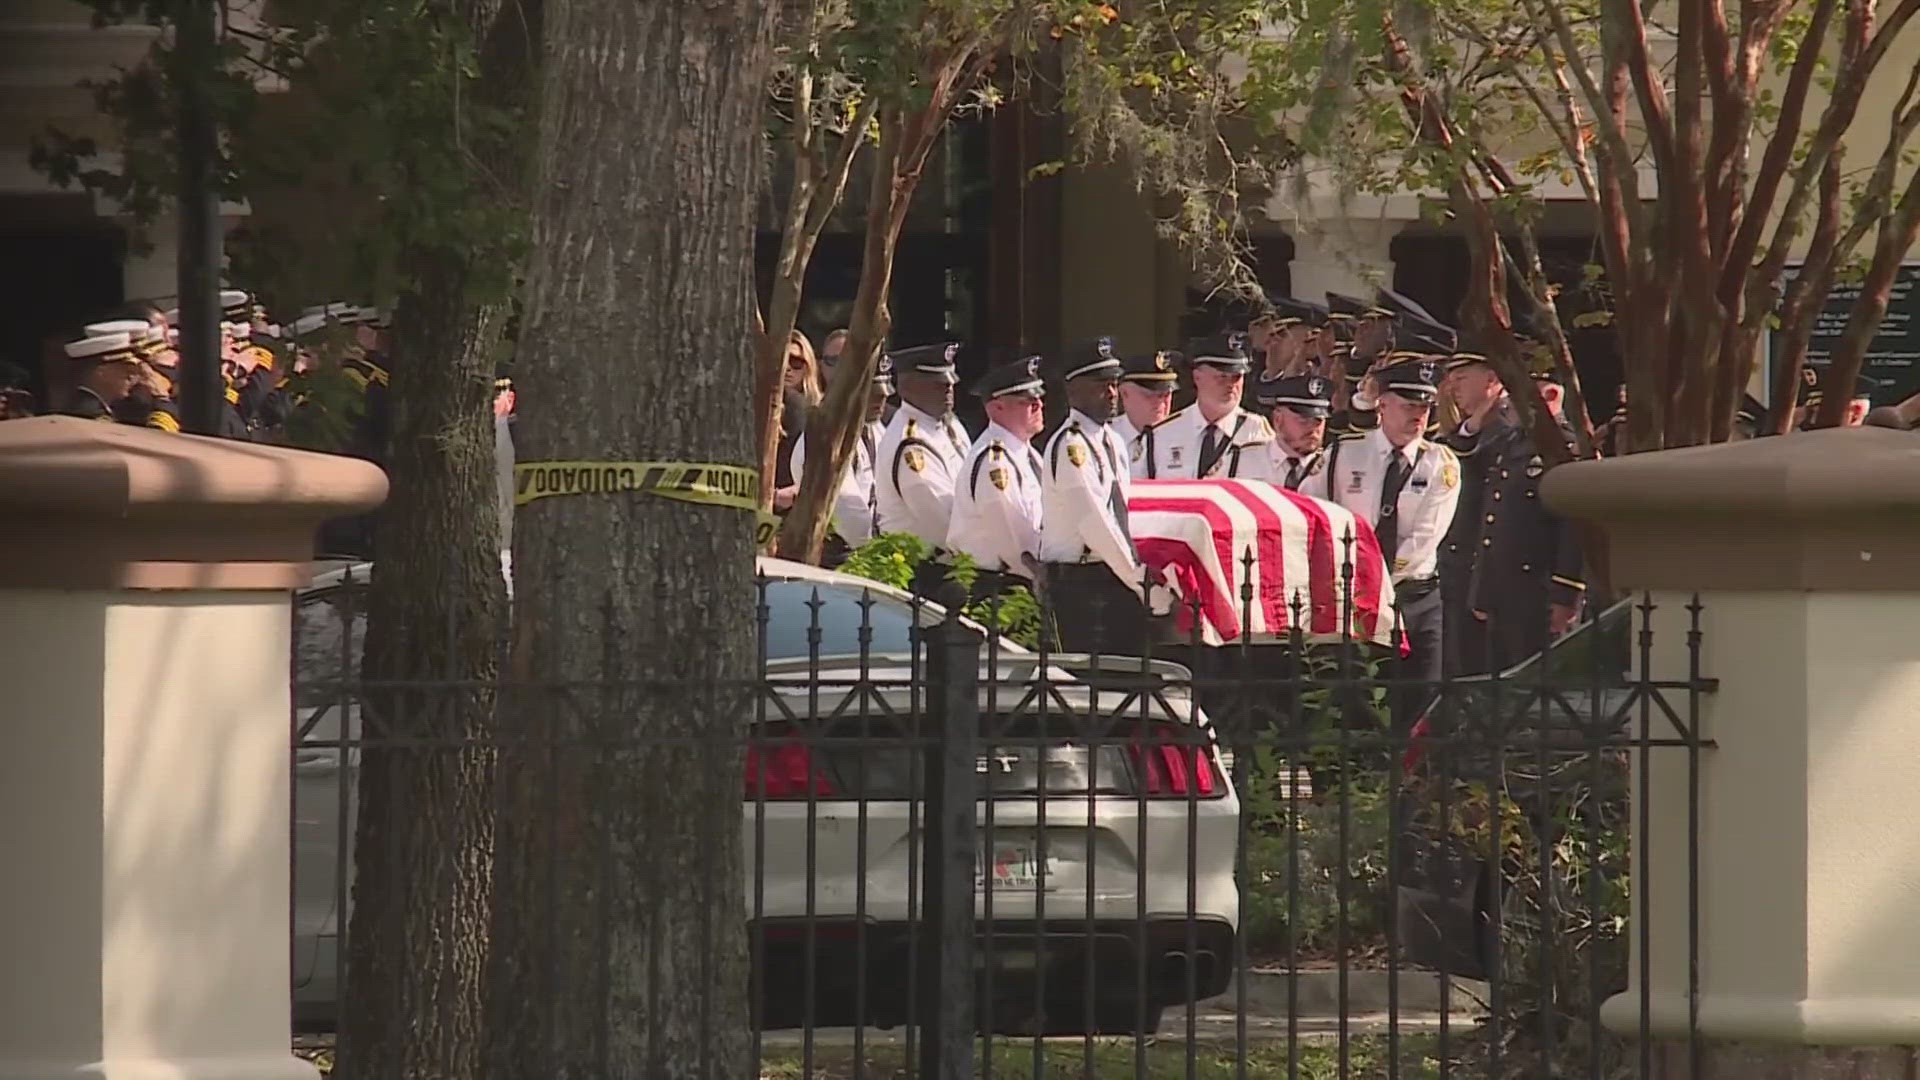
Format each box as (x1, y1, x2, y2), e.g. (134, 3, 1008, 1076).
(1128, 479, 1399, 648)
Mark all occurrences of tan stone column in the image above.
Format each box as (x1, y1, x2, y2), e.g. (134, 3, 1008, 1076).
(0, 417, 384, 1080)
(1546, 427, 1920, 1077)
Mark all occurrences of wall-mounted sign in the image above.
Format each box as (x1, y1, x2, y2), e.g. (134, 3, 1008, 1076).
(1770, 263, 1920, 405)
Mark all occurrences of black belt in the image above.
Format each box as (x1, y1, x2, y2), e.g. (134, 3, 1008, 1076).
(1395, 576, 1440, 601)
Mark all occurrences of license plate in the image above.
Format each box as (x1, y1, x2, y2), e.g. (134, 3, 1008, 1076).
(976, 844, 1051, 892)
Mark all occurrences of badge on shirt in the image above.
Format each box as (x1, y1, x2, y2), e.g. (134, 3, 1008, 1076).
(1347, 471, 1365, 493)
(989, 467, 1008, 491)
(1169, 445, 1183, 466)
(1067, 443, 1087, 468)
(904, 448, 926, 473)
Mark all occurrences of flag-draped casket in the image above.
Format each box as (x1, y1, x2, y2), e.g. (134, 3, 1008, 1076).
(1127, 479, 1399, 648)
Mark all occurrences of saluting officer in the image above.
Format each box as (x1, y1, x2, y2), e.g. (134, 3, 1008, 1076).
(1466, 389, 1585, 674)
(1039, 340, 1168, 653)
(85, 320, 182, 433)
(945, 355, 1047, 603)
(875, 342, 970, 573)
(1256, 372, 1334, 491)
(61, 331, 143, 423)
(1110, 349, 1177, 458)
(1435, 346, 1507, 674)
(791, 357, 894, 564)
(1136, 334, 1275, 481)
(1299, 356, 1461, 711)
(1247, 297, 1326, 410)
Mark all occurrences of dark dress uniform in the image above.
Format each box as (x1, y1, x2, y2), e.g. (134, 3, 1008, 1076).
(65, 386, 117, 422)
(112, 387, 183, 433)
(342, 353, 392, 464)
(1436, 418, 1503, 675)
(1468, 414, 1585, 672)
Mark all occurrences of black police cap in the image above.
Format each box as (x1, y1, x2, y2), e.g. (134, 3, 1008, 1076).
(1186, 333, 1251, 374)
(973, 354, 1045, 400)
(1121, 350, 1179, 384)
(1255, 373, 1334, 418)
(1266, 296, 1328, 328)
(888, 341, 961, 382)
(1059, 336, 1123, 381)
(1377, 357, 1443, 400)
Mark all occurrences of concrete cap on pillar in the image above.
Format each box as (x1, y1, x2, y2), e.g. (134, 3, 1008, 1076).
(1543, 427, 1920, 591)
(0, 415, 387, 589)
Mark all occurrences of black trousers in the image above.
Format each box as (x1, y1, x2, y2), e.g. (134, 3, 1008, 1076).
(1042, 563, 1175, 656)
(1391, 582, 1445, 727)
(909, 556, 1022, 615)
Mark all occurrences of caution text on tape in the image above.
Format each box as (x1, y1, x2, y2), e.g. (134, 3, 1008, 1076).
(514, 460, 779, 545)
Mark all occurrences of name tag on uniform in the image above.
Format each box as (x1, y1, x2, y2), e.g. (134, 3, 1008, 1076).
(1169, 446, 1183, 466)
(1347, 472, 1364, 493)
(1410, 476, 1429, 492)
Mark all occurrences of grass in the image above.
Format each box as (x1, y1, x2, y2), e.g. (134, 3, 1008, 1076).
(759, 1035, 1444, 1079)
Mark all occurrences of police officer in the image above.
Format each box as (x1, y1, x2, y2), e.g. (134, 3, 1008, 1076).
(1038, 340, 1169, 653)
(946, 355, 1046, 604)
(1469, 411, 1585, 673)
(1247, 297, 1327, 410)
(1299, 356, 1461, 715)
(1111, 350, 1177, 459)
(1435, 346, 1506, 675)
(1257, 372, 1334, 491)
(876, 342, 970, 594)
(1136, 334, 1275, 481)
(792, 357, 894, 565)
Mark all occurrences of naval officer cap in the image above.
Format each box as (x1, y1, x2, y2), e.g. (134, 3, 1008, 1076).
(973, 354, 1045, 400)
(1255, 373, 1334, 418)
(1059, 336, 1123, 382)
(220, 289, 253, 320)
(65, 331, 138, 364)
(888, 341, 961, 384)
(1328, 291, 1394, 321)
(1376, 356, 1443, 401)
(1186, 332, 1252, 374)
(1120, 350, 1179, 385)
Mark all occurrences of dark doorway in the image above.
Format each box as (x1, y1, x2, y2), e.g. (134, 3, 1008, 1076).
(0, 197, 127, 414)
(1391, 232, 1621, 426)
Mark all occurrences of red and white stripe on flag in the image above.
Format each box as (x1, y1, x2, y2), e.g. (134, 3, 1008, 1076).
(1127, 479, 1399, 648)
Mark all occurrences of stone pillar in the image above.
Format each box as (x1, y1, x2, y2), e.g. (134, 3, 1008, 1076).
(1544, 427, 1920, 1077)
(1285, 217, 1408, 301)
(0, 417, 385, 1080)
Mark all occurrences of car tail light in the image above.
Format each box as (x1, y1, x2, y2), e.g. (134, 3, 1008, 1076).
(1128, 731, 1221, 798)
(743, 729, 834, 800)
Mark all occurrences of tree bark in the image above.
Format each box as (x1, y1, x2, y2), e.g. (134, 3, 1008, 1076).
(1814, 167, 1920, 428)
(337, 2, 536, 1076)
(486, 0, 774, 1076)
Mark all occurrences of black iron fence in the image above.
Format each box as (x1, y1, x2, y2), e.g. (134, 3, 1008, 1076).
(291, 560, 1712, 1078)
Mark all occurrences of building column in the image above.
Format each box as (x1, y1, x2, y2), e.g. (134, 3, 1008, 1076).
(1285, 217, 1409, 301)
(0, 417, 385, 1080)
(1546, 427, 1920, 1077)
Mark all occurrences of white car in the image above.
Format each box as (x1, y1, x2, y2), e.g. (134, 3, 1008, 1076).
(292, 557, 1238, 1034)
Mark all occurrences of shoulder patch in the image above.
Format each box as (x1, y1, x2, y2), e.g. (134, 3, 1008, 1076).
(904, 447, 926, 473)
(1442, 459, 1459, 489)
(1067, 442, 1087, 467)
(989, 467, 1009, 491)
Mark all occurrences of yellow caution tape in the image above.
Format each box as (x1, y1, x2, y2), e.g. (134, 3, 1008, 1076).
(514, 460, 779, 546)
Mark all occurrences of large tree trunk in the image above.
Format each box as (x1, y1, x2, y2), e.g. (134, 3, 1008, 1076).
(486, 0, 775, 1076)
(337, 2, 536, 1076)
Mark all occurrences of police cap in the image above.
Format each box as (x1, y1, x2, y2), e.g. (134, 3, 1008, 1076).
(974, 354, 1045, 400)
(1377, 357, 1443, 401)
(1186, 333, 1252, 374)
(1059, 336, 1123, 382)
(1256, 373, 1333, 418)
(1121, 350, 1179, 386)
(889, 342, 961, 384)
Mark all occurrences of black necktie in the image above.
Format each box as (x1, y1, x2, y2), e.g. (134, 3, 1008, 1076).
(1285, 457, 1305, 490)
(1376, 450, 1414, 568)
(1198, 425, 1225, 477)
(1103, 433, 1133, 545)
(861, 425, 879, 530)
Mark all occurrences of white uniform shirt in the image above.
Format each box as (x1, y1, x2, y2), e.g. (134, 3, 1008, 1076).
(1110, 415, 1142, 461)
(875, 403, 969, 549)
(1298, 427, 1461, 583)
(946, 421, 1044, 576)
(791, 419, 884, 546)
(1134, 404, 1276, 481)
(1039, 411, 1142, 590)
(1268, 442, 1328, 492)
